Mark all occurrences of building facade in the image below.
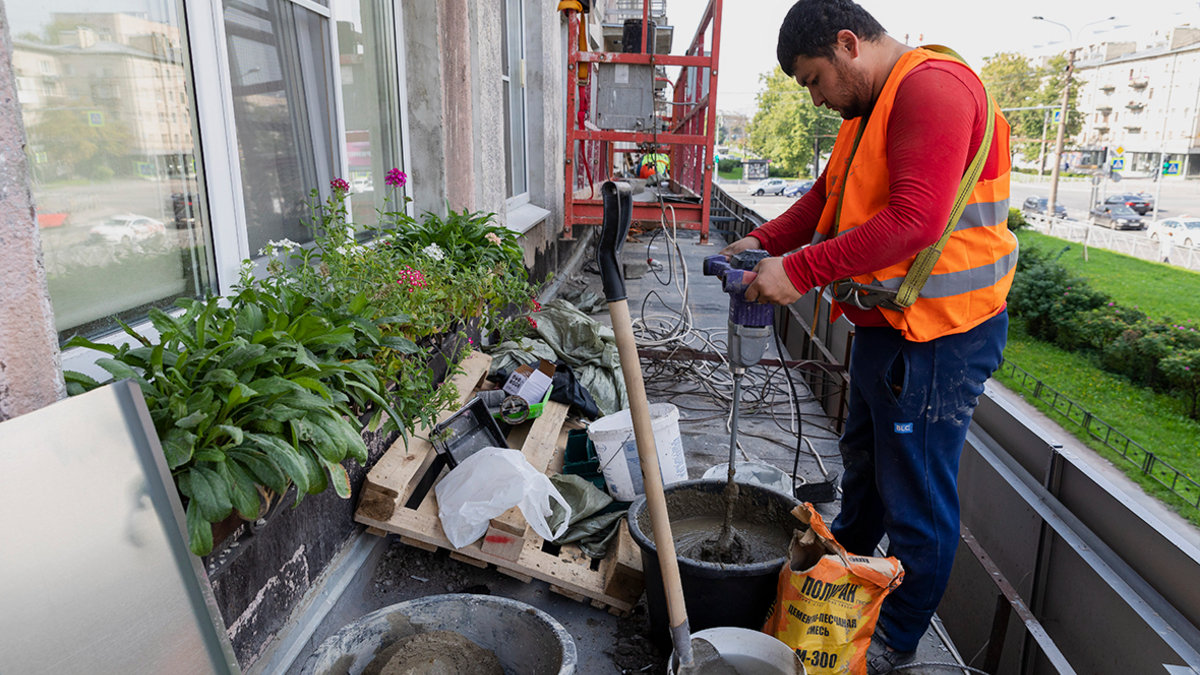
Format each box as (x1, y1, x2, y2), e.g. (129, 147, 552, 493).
(1074, 27, 1200, 178)
(0, 0, 571, 407)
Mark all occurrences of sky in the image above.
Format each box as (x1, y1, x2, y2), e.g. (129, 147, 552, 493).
(665, 0, 1200, 115)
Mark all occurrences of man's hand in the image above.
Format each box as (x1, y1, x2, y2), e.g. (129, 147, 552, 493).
(718, 235, 762, 258)
(745, 257, 804, 305)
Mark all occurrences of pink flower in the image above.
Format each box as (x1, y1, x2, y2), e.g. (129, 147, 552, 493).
(385, 168, 407, 188)
(397, 265, 428, 291)
(526, 316, 538, 330)
(331, 177, 350, 192)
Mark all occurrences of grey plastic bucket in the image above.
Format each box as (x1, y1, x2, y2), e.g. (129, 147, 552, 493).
(299, 594, 577, 675)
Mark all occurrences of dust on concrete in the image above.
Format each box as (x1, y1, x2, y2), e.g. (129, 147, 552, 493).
(370, 539, 496, 601)
(362, 631, 503, 675)
(608, 597, 669, 675)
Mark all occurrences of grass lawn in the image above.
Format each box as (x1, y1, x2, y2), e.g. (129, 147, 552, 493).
(717, 166, 743, 181)
(998, 241, 1200, 525)
(1017, 230, 1200, 320)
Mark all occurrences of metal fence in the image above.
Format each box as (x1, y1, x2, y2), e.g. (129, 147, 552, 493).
(1024, 212, 1200, 273)
(996, 358, 1200, 510)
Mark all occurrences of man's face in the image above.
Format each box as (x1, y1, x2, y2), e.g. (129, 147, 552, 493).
(791, 49, 873, 120)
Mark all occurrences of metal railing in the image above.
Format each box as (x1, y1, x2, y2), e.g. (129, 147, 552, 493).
(997, 358, 1200, 510)
(1024, 212, 1200, 273)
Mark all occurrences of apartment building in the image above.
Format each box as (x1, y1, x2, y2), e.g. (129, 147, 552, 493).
(1075, 27, 1200, 178)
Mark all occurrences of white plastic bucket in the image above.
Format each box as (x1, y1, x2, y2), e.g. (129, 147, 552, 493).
(587, 403, 688, 502)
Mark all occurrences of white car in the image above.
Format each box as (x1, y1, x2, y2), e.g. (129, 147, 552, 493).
(1149, 217, 1200, 248)
(89, 214, 166, 245)
(751, 178, 788, 196)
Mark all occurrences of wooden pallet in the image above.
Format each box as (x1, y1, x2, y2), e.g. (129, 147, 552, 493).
(354, 351, 644, 615)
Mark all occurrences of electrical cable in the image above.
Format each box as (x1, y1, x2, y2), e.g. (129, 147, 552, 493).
(891, 663, 992, 675)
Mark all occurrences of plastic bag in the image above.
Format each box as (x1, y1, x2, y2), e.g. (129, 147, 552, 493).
(763, 503, 904, 675)
(435, 447, 571, 549)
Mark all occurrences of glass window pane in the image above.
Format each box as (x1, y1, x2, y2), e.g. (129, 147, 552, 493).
(334, 0, 406, 223)
(13, 2, 215, 342)
(505, 0, 527, 198)
(224, 0, 337, 254)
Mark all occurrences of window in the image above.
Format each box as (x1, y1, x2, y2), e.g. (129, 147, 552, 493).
(14, 0, 214, 343)
(501, 0, 528, 203)
(334, 0, 408, 224)
(223, 0, 338, 254)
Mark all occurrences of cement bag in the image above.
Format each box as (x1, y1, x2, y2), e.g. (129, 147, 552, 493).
(436, 447, 571, 549)
(763, 504, 904, 675)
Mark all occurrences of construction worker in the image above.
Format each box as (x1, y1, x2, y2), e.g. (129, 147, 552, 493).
(638, 148, 670, 182)
(721, 1, 1015, 672)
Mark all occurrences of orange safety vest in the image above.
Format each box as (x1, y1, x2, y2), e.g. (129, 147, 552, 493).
(812, 48, 1017, 342)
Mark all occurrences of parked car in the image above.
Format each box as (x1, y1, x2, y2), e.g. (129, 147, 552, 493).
(1020, 196, 1068, 218)
(784, 180, 815, 198)
(751, 178, 788, 196)
(1103, 193, 1153, 215)
(172, 192, 199, 229)
(1150, 217, 1200, 247)
(89, 214, 166, 244)
(1088, 204, 1145, 230)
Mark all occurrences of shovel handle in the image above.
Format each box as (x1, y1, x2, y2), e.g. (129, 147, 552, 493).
(609, 299, 694, 667)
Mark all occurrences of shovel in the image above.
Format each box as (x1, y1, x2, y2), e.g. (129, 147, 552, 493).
(597, 181, 737, 675)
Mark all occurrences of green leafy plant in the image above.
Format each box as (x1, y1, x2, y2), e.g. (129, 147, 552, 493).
(61, 171, 539, 556)
(63, 288, 378, 556)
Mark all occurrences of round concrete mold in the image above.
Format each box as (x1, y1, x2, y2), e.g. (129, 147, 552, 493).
(300, 594, 577, 675)
(627, 479, 800, 646)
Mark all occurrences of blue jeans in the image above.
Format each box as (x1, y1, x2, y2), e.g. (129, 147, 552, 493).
(830, 310, 1008, 652)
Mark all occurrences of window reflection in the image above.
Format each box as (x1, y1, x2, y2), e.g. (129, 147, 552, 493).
(335, 0, 406, 224)
(13, 6, 214, 342)
(224, 0, 336, 254)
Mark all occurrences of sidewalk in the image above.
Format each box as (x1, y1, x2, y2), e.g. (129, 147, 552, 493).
(987, 380, 1200, 550)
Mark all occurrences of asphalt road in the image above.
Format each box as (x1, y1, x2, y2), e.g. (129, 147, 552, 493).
(720, 177, 1200, 234)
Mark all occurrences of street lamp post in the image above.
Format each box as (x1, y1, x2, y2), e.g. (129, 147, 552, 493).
(1033, 15, 1115, 218)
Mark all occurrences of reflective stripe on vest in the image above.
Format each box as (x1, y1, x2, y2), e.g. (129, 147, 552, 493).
(956, 199, 1010, 232)
(874, 243, 1019, 298)
(812, 47, 1016, 342)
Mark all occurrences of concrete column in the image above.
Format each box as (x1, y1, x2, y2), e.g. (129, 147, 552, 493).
(0, 3, 65, 421)
(470, 0, 506, 220)
(440, 0, 476, 212)
(402, 1, 450, 216)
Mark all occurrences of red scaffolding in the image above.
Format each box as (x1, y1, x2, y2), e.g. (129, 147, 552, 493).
(562, 0, 723, 243)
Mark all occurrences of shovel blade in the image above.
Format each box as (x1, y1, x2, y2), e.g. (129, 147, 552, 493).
(676, 638, 740, 675)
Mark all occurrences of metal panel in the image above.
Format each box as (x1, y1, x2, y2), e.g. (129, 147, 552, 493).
(976, 388, 1200, 630)
(595, 63, 656, 131)
(0, 380, 241, 675)
(960, 414, 1200, 674)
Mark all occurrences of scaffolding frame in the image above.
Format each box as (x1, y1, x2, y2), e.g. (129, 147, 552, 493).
(562, 0, 723, 243)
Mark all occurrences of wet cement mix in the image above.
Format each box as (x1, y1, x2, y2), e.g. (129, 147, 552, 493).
(362, 631, 503, 675)
(639, 487, 795, 566)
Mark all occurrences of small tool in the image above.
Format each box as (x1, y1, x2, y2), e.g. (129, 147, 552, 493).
(700, 250, 774, 562)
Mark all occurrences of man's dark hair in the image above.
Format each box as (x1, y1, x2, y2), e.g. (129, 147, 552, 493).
(777, 0, 887, 76)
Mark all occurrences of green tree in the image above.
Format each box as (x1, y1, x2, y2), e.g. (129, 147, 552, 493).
(27, 109, 132, 180)
(981, 52, 1085, 163)
(748, 68, 840, 178)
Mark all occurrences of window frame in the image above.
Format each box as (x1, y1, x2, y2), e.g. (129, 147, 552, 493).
(60, 0, 413, 379)
(502, 0, 530, 210)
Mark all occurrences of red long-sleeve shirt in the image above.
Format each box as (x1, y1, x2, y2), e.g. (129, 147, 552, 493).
(750, 58, 1003, 327)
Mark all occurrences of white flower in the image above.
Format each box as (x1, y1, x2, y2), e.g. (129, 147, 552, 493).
(423, 243, 445, 261)
(336, 245, 348, 255)
(257, 248, 266, 256)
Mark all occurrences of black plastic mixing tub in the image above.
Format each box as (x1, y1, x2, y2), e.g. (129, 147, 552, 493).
(626, 479, 800, 647)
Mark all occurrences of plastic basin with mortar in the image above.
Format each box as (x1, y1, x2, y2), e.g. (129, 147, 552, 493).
(299, 593, 577, 675)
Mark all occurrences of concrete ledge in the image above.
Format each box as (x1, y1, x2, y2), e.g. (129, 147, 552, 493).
(506, 202, 551, 235)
